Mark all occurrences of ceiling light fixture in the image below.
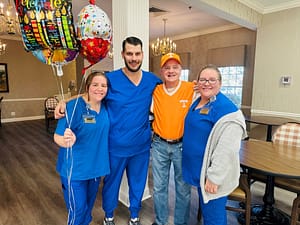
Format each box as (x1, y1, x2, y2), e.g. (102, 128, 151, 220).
(0, 39, 6, 55)
(151, 18, 176, 56)
(0, 0, 20, 55)
(0, 0, 19, 34)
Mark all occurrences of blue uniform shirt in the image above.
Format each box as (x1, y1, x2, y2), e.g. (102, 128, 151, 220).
(55, 97, 110, 180)
(105, 69, 161, 157)
(182, 92, 238, 186)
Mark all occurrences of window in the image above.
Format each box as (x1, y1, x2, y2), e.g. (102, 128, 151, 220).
(219, 66, 244, 108)
(181, 69, 189, 81)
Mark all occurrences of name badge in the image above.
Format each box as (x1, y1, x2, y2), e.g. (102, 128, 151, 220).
(83, 114, 96, 124)
(200, 107, 209, 114)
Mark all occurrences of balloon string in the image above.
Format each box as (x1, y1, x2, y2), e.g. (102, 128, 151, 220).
(67, 71, 86, 127)
(51, 64, 70, 126)
(50, 64, 76, 224)
(67, 146, 75, 225)
(81, 63, 94, 76)
(50, 63, 88, 130)
(52, 64, 78, 225)
(64, 65, 90, 131)
(15, 0, 20, 10)
(60, 71, 89, 225)
(51, 65, 62, 98)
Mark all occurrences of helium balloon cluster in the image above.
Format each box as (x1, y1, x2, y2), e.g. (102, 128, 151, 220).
(77, 2, 112, 65)
(14, 0, 112, 76)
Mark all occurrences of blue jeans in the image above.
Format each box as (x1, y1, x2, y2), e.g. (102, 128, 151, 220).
(151, 136, 191, 225)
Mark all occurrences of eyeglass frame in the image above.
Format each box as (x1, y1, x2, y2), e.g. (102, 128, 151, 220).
(198, 78, 220, 85)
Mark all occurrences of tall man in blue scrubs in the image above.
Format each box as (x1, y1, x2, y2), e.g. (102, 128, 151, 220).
(102, 36, 161, 225)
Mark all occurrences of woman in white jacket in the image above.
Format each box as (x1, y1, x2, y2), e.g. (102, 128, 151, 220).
(182, 64, 247, 225)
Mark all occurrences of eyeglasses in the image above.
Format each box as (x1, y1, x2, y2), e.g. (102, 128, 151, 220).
(198, 78, 219, 85)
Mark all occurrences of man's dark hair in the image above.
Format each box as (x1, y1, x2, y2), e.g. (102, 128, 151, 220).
(122, 36, 143, 52)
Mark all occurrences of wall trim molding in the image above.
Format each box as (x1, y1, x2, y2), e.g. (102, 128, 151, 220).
(3, 98, 45, 102)
(2, 116, 44, 123)
(251, 109, 300, 120)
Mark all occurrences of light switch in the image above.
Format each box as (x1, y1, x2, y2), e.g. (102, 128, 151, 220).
(281, 76, 291, 85)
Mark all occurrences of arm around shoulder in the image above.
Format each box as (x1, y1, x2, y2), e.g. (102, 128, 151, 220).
(54, 94, 83, 119)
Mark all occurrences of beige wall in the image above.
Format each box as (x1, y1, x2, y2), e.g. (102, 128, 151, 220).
(1, 27, 256, 123)
(150, 27, 256, 117)
(0, 39, 77, 122)
(253, 7, 300, 118)
(150, 27, 256, 80)
(2, 1, 300, 123)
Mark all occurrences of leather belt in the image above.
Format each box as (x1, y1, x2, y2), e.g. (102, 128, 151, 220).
(153, 133, 182, 145)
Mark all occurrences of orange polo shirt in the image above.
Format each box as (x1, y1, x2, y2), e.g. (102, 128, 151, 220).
(152, 81, 194, 140)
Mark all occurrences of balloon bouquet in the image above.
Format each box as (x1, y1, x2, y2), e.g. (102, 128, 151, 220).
(14, 1, 112, 224)
(14, 0, 112, 93)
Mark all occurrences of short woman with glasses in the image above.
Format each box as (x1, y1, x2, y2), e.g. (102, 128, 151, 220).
(182, 64, 248, 225)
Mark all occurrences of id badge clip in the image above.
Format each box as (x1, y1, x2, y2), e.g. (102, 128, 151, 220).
(83, 114, 96, 123)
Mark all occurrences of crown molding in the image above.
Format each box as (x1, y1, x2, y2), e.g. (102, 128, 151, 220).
(238, 0, 300, 14)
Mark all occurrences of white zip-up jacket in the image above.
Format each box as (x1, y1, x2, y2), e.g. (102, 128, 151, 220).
(200, 110, 248, 203)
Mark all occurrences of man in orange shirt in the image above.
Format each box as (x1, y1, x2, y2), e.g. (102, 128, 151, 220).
(151, 53, 195, 225)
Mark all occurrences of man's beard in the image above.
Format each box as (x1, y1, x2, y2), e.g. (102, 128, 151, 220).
(125, 60, 142, 73)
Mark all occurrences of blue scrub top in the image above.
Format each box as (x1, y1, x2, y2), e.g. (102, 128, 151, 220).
(55, 97, 110, 180)
(182, 92, 238, 186)
(105, 69, 161, 157)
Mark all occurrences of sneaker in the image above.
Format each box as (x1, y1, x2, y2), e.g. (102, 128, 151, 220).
(128, 218, 141, 225)
(104, 217, 115, 225)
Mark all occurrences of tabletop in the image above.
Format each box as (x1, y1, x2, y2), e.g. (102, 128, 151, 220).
(245, 115, 299, 126)
(240, 139, 300, 178)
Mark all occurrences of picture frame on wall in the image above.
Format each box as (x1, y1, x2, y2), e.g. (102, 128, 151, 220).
(0, 63, 9, 92)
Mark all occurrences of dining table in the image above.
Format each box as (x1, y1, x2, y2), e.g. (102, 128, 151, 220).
(245, 115, 299, 142)
(239, 139, 300, 225)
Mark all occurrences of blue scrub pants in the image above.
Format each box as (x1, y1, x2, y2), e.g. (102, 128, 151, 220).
(61, 176, 100, 225)
(198, 187, 227, 225)
(102, 151, 150, 219)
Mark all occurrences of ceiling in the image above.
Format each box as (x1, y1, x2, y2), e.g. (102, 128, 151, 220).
(65, 0, 300, 41)
(2, 0, 300, 42)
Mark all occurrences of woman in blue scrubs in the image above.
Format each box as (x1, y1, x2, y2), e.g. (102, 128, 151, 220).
(182, 65, 247, 225)
(54, 72, 110, 225)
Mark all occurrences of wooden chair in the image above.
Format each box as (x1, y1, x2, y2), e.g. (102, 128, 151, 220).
(271, 122, 300, 225)
(44, 96, 59, 132)
(272, 122, 300, 146)
(247, 122, 300, 224)
(291, 195, 300, 225)
(272, 122, 300, 192)
(0, 96, 3, 127)
(197, 173, 251, 225)
(226, 173, 251, 225)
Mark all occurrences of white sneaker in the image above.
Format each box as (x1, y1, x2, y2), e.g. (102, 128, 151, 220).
(104, 217, 115, 225)
(128, 218, 141, 225)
